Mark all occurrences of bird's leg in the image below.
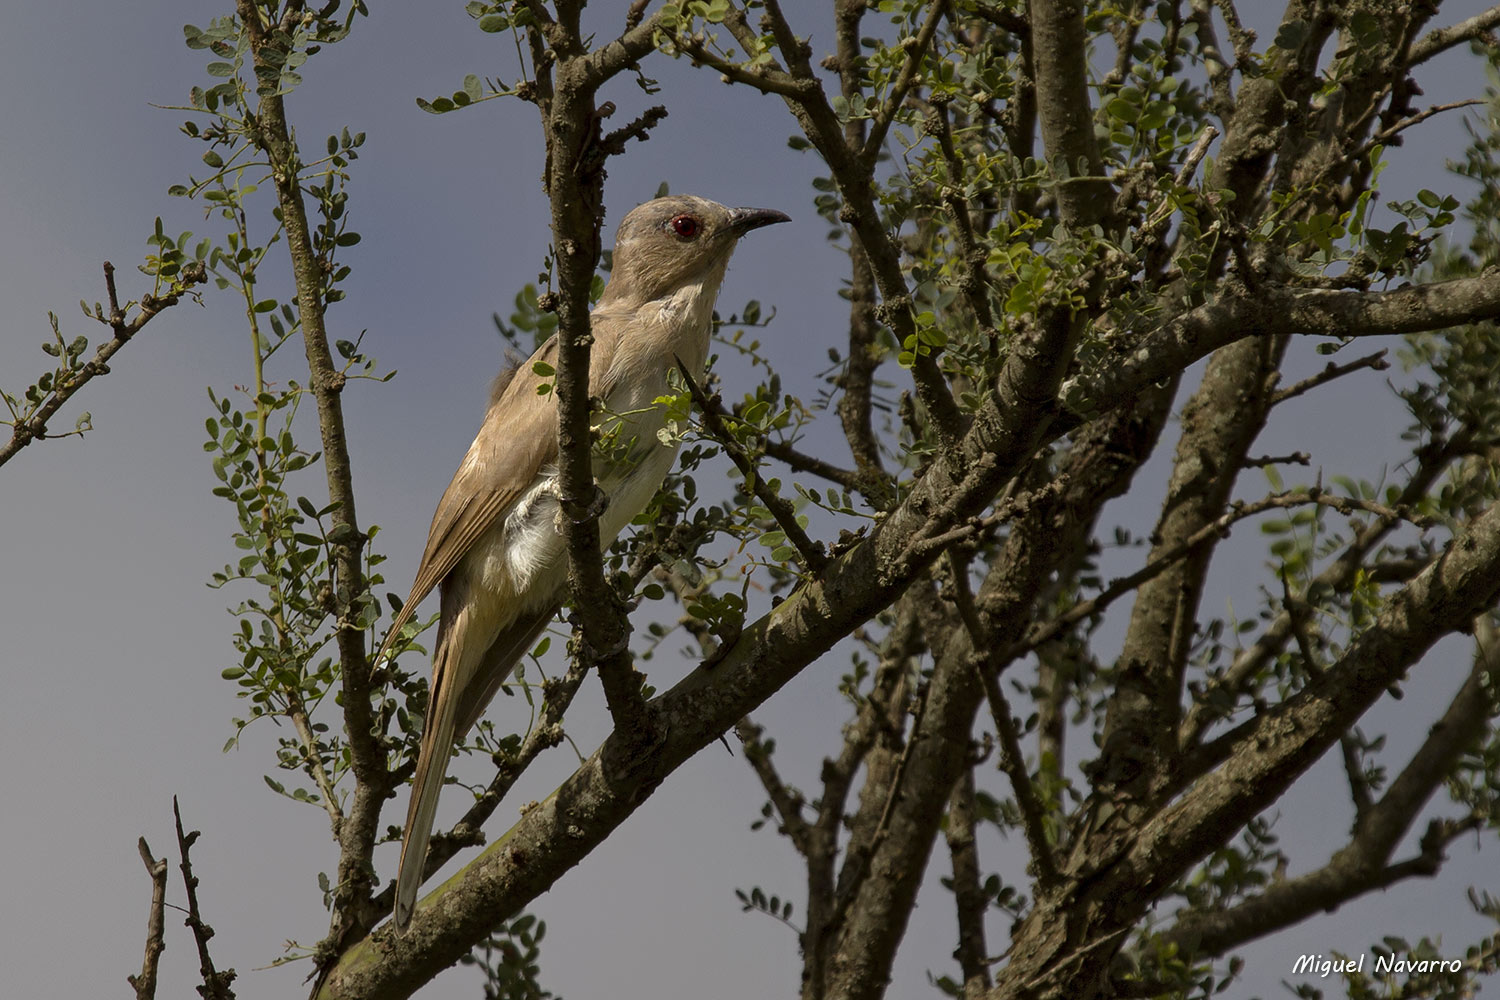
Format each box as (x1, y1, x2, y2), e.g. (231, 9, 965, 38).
(550, 477, 609, 532)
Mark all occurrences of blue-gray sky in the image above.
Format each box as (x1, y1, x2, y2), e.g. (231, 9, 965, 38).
(2, 3, 1498, 998)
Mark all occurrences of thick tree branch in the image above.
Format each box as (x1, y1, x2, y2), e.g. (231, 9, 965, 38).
(1136, 496, 1500, 899)
(995, 485, 1500, 995)
(1409, 5, 1500, 65)
(1074, 270, 1500, 419)
(1161, 619, 1500, 959)
(1027, 0, 1110, 229)
(1099, 334, 1285, 798)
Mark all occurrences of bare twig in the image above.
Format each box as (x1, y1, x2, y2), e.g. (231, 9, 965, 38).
(173, 798, 237, 1000)
(760, 437, 866, 494)
(1241, 451, 1311, 469)
(1014, 487, 1436, 670)
(737, 718, 814, 856)
(1350, 100, 1486, 164)
(977, 659, 1058, 883)
(128, 838, 170, 1000)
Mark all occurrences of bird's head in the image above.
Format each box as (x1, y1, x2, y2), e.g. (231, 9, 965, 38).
(601, 195, 789, 306)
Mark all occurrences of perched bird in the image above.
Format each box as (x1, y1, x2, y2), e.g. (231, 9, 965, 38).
(378, 195, 789, 930)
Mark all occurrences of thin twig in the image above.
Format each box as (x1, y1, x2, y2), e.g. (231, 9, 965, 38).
(1270, 351, 1391, 407)
(1012, 486, 1437, 664)
(1282, 572, 1373, 818)
(737, 718, 814, 856)
(1241, 451, 1311, 469)
(288, 692, 343, 835)
(951, 551, 1057, 883)
(1350, 100, 1486, 165)
(761, 437, 867, 494)
(861, 0, 946, 163)
(0, 261, 207, 470)
(173, 798, 237, 1000)
(677, 360, 829, 573)
(930, 100, 996, 331)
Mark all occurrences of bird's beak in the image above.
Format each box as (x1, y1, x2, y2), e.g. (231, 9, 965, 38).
(726, 207, 791, 235)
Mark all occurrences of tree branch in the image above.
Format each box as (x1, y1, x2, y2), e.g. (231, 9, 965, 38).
(0, 260, 207, 471)
(1161, 612, 1499, 963)
(234, 0, 392, 952)
(737, 718, 814, 856)
(945, 770, 993, 999)
(678, 361, 828, 573)
(1409, 5, 1500, 65)
(174, 798, 236, 1000)
(860, 0, 945, 163)
(127, 838, 170, 1000)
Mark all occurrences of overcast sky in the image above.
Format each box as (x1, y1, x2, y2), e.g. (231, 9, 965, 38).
(3, 3, 1499, 999)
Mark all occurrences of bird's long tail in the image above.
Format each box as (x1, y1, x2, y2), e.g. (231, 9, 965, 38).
(393, 639, 462, 932)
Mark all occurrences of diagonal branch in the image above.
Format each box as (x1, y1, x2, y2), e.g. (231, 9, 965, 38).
(1160, 619, 1500, 960)
(737, 718, 814, 856)
(1, 260, 207, 470)
(860, 0, 945, 163)
(1409, 4, 1500, 65)
(678, 361, 828, 573)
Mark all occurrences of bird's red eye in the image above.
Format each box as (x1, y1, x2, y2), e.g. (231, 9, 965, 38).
(670, 215, 701, 238)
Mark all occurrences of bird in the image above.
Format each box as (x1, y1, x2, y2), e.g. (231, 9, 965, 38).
(377, 195, 789, 931)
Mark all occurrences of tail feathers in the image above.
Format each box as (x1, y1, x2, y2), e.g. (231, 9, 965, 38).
(393, 668, 460, 932)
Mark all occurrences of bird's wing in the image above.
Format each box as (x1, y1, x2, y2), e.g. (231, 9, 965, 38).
(373, 329, 623, 668)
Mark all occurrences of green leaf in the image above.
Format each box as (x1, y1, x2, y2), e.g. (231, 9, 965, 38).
(206, 61, 235, 77)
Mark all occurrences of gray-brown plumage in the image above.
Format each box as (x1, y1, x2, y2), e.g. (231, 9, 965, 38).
(378, 195, 788, 931)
